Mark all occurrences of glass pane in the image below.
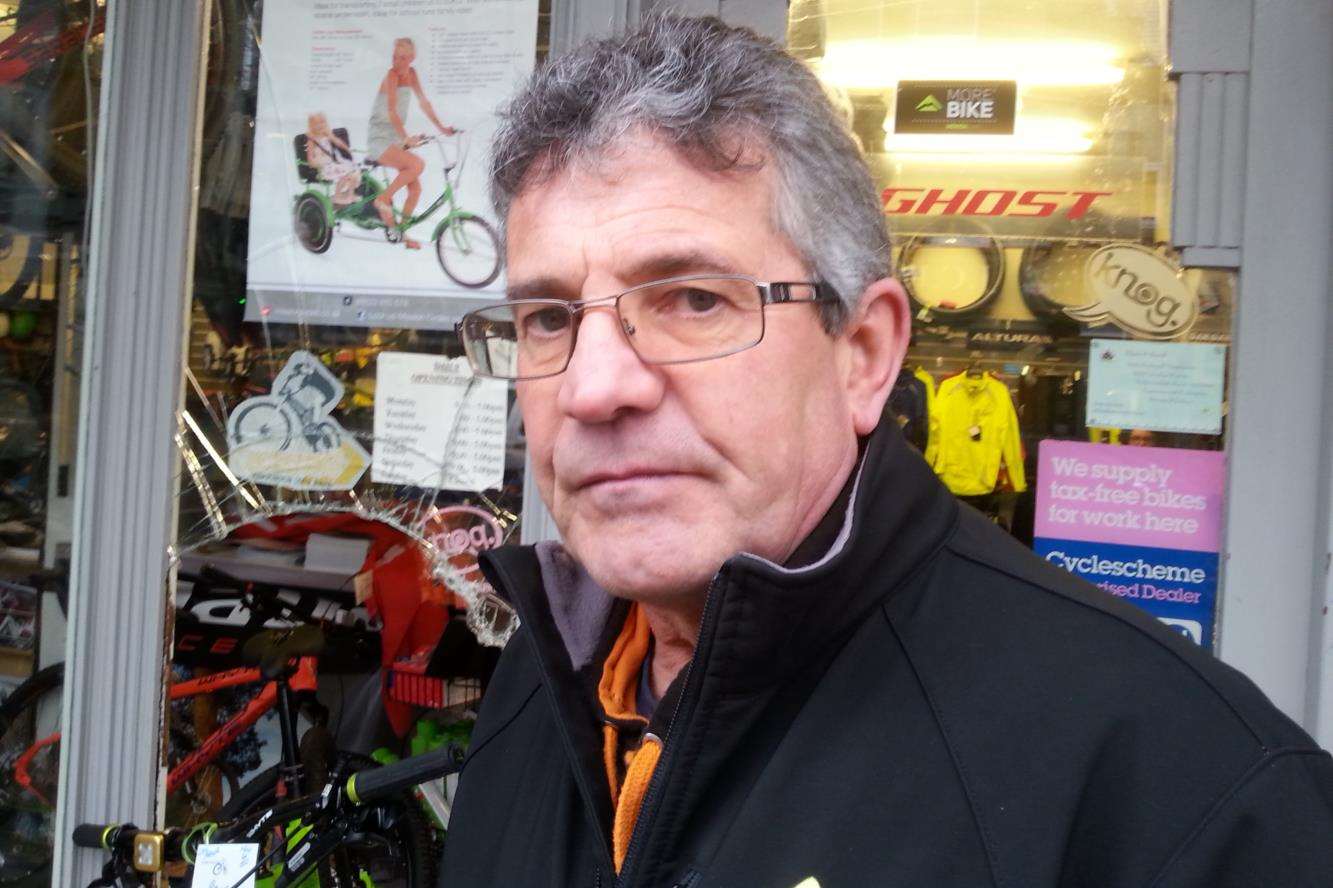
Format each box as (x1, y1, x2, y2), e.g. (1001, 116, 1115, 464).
(795, 0, 1237, 650)
(0, 0, 105, 883)
(163, 0, 545, 874)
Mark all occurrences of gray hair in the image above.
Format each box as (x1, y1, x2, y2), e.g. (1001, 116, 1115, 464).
(488, 15, 890, 331)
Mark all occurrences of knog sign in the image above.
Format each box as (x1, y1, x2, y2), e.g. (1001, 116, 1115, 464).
(428, 505, 504, 560)
(1065, 244, 1197, 339)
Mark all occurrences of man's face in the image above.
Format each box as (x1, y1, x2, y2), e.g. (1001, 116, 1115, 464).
(1128, 429, 1156, 447)
(505, 135, 888, 607)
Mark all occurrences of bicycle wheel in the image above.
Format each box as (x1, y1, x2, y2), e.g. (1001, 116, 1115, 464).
(294, 194, 334, 254)
(434, 215, 501, 289)
(219, 751, 434, 887)
(230, 400, 294, 451)
(0, 663, 63, 888)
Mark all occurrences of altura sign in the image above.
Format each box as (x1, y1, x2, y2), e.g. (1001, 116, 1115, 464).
(881, 187, 1113, 220)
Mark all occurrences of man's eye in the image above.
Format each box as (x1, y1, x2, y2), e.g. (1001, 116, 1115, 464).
(521, 307, 570, 337)
(674, 288, 721, 314)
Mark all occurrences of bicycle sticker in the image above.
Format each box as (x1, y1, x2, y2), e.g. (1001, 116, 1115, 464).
(190, 842, 258, 888)
(226, 350, 370, 491)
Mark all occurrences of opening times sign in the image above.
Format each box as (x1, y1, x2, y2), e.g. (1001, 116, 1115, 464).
(1033, 440, 1225, 648)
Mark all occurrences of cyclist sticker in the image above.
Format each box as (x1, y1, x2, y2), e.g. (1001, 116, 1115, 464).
(226, 350, 370, 491)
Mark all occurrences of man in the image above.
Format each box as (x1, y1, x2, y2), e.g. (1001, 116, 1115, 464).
(441, 16, 1333, 887)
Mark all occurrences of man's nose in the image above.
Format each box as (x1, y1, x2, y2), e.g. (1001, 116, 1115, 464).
(556, 307, 664, 423)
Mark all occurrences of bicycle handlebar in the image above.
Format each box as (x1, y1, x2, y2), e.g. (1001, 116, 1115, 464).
(74, 746, 465, 886)
(72, 822, 119, 850)
(345, 743, 464, 805)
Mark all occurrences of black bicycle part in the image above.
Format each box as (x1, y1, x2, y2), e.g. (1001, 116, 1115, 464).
(74, 822, 195, 888)
(72, 822, 148, 888)
(70, 822, 113, 850)
(293, 193, 333, 254)
(899, 232, 1006, 322)
(176, 565, 378, 673)
(219, 751, 433, 887)
(1018, 241, 1100, 327)
(346, 743, 464, 805)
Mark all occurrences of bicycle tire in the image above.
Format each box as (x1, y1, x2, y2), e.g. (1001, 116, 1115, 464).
(434, 215, 501, 289)
(218, 751, 434, 888)
(898, 231, 1005, 323)
(230, 399, 294, 451)
(294, 193, 334, 254)
(0, 663, 63, 888)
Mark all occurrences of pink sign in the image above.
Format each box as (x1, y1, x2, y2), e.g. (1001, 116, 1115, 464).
(1034, 440, 1225, 553)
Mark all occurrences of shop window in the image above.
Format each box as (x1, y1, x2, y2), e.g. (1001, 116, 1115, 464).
(792, 0, 1237, 650)
(164, 0, 547, 861)
(0, 0, 105, 884)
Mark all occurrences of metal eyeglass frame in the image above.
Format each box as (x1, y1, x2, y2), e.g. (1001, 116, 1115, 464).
(455, 273, 842, 380)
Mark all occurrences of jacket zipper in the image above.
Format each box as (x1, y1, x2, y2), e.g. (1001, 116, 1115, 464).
(615, 571, 726, 886)
(485, 557, 621, 879)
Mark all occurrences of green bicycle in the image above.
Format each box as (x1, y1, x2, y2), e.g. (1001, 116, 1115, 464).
(291, 131, 501, 289)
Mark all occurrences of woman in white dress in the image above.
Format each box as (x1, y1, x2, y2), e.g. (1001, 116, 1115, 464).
(366, 37, 455, 249)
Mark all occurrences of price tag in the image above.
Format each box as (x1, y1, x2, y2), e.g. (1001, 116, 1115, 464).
(191, 843, 258, 888)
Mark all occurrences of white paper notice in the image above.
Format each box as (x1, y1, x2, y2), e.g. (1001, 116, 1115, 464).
(1086, 339, 1226, 434)
(373, 352, 508, 491)
(191, 843, 258, 888)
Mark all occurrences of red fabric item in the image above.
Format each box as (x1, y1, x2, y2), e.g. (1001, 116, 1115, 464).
(230, 514, 447, 735)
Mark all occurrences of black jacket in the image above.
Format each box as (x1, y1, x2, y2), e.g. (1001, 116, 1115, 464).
(441, 424, 1333, 887)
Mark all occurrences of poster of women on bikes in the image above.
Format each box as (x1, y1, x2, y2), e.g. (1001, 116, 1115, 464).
(243, 0, 537, 330)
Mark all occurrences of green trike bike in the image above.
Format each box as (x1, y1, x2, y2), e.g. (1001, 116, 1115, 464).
(290, 130, 501, 289)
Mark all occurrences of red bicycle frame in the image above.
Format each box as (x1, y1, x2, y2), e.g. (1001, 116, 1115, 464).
(166, 657, 318, 793)
(15, 657, 319, 803)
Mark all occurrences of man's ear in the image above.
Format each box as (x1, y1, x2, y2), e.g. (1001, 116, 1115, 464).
(841, 277, 911, 436)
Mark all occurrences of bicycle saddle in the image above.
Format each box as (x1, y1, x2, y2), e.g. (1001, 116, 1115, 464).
(242, 624, 326, 679)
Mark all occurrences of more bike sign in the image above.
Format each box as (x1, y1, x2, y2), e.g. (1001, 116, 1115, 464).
(893, 80, 1017, 135)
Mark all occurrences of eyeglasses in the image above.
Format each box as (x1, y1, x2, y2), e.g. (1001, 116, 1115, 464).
(455, 274, 839, 381)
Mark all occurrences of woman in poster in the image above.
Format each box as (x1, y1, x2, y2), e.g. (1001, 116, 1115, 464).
(367, 37, 455, 249)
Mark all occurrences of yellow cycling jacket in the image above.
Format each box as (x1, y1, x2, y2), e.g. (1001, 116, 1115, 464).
(915, 367, 939, 467)
(931, 372, 1026, 495)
